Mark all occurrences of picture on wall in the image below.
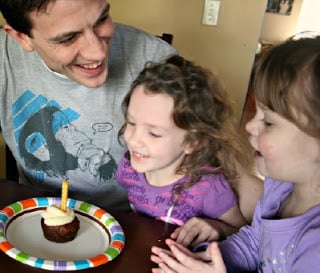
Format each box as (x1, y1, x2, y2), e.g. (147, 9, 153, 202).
(266, 0, 295, 15)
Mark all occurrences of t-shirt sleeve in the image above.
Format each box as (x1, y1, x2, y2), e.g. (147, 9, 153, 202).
(202, 174, 237, 218)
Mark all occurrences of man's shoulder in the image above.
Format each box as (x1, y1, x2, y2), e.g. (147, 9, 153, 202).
(0, 28, 10, 46)
(114, 23, 157, 40)
(110, 23, 177, 69)
(0, 28, 28, 56)
(0, 28, 14, 45)
(113, 22, 177, 54)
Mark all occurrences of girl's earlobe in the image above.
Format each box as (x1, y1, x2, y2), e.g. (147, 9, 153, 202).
(184, 139, 200, 155)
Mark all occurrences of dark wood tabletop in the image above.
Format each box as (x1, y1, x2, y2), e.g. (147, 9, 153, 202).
(0, 179, 176, 273)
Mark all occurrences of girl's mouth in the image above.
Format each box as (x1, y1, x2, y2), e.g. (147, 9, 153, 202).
(133, 151, 147, 158)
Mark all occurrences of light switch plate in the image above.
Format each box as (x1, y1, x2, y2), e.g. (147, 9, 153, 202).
(202, 0, 221, 26)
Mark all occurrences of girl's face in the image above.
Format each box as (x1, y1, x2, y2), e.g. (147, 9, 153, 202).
(124, 85, 192, 180)
(245, 103, 320, 184)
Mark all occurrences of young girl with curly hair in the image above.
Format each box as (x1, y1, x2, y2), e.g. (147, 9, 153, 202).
(116, 55, 252, 229)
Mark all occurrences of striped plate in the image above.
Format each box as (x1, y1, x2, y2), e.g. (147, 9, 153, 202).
(0, 197, 125, 270)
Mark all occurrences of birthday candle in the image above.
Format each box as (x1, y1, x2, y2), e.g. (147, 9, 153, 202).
(61, 180, 69, 211)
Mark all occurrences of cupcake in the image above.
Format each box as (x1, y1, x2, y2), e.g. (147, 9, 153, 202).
(41, 205, 80, 243)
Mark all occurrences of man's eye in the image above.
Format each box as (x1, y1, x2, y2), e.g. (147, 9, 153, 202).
(58, 36, 77, 44)
(96, 14, 109, 26)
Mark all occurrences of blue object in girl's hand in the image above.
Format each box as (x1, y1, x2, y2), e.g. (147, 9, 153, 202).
(192, 241, 209, 252)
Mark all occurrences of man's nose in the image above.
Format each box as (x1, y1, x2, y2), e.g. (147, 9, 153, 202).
(80, 31, 107, 60)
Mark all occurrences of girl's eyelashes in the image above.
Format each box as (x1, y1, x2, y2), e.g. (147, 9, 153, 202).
(125, 119, 162, 138)
(263, 119, 273, 127)
(149, 132, 162, 138)
(258, 108, 273, 127)
(126, 120, 133, 125)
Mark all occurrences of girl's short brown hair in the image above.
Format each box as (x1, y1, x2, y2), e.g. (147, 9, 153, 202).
(253, 36, 320, 138)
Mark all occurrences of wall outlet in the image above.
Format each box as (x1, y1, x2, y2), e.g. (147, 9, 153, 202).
(202, 0, 221, 26)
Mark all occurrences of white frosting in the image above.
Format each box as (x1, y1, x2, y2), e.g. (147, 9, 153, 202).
(41, 205, 75, 226)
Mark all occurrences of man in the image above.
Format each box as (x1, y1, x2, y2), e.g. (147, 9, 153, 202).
(0, 0, 177, 210)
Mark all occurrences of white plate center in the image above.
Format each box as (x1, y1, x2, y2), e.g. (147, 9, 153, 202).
(6, 210, 110, 260)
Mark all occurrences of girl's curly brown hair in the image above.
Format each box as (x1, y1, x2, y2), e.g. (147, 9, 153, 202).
(119, 55, 250, 203)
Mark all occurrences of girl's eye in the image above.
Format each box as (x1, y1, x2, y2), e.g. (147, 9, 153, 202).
(263, 119, 273, 127)
(149, 132, 162, 138)
(126, 120, 135, 127)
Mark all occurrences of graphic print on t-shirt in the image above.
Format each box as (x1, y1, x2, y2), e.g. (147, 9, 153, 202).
(12, 90, 116, 183)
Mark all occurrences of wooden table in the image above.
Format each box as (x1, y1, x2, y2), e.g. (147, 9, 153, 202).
(0, 180, 176, 272)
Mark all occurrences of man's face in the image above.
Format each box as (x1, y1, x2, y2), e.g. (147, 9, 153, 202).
(25, 0, 114, 88)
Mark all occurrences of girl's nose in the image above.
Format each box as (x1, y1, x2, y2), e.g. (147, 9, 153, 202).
(125, 127, 143, 148)
(245, 115, 259, 136)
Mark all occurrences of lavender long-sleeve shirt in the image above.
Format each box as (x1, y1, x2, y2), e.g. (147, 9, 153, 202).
(219, 177, 320, 273)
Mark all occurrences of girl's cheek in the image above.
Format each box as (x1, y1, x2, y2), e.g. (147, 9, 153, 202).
(257, 136, 270, 155)
(259, 138, 277, 161)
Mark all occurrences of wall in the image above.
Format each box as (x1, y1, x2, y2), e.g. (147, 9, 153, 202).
(108, 0, 267, 122)
(296, 0, 320, 33)
(260, 0, 304, 43)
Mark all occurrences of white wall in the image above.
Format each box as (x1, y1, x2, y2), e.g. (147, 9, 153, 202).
(296, 0, 320, 33)
(260, 0, 304, 43)
(109, 0, 267, 121)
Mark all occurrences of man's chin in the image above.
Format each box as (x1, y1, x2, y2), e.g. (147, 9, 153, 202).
(71, 72, 108, 88)
(81, 80, 106, 88)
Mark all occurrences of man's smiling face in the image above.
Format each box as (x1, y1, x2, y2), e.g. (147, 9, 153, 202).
(23, 0, 114, 88)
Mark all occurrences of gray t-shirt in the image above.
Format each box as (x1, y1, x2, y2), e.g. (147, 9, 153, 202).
(0, 23, 177, 211)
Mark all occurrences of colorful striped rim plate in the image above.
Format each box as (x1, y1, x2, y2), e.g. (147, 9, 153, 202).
(0, 197, 125, 270)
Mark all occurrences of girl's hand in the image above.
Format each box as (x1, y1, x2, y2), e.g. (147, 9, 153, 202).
(151, 239, 226, 273)
(170, 217, 222, 247)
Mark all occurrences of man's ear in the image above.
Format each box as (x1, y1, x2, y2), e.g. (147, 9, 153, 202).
(3, 24, 34, 52)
